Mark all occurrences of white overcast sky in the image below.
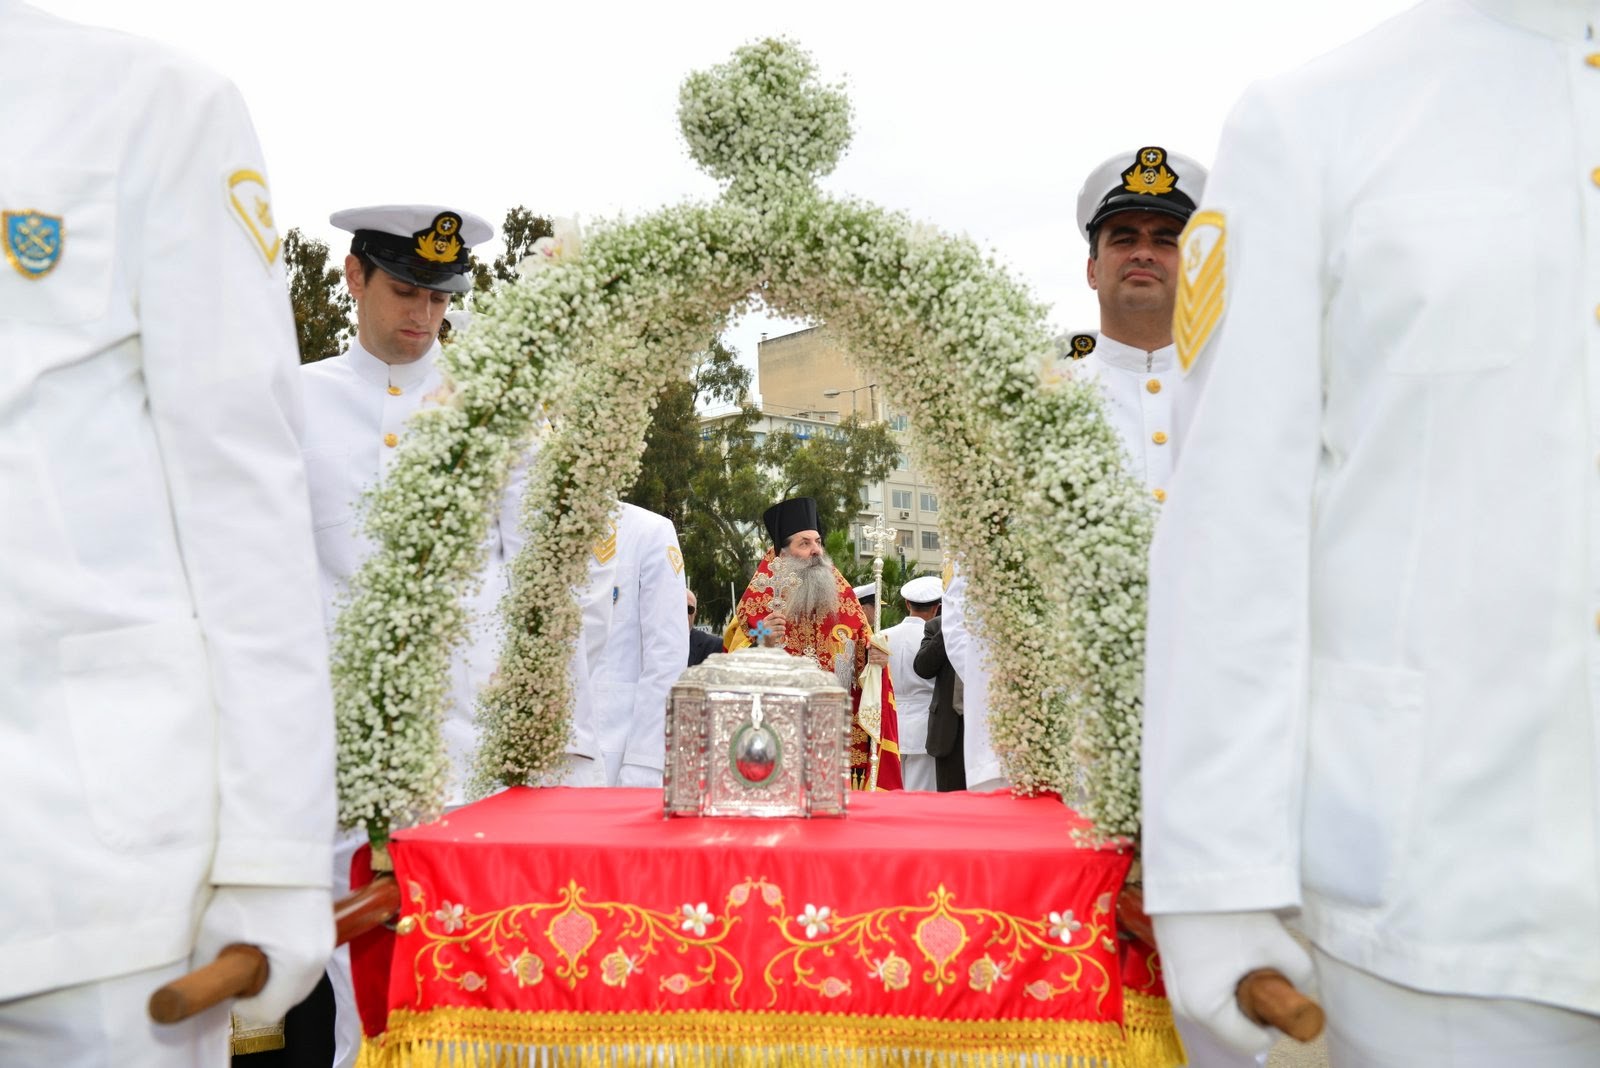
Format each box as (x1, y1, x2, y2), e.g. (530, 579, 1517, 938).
(37, 0, 1416, 386)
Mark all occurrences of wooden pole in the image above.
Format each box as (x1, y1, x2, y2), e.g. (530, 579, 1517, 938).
(148, 876, 402, 1024)
(1117, 884, 1326, 1043)
(1237, 968, 1326, 1043)
(148, 943, 267, 1025)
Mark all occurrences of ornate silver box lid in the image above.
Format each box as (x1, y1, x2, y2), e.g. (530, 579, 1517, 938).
(663, 647, 851, 818)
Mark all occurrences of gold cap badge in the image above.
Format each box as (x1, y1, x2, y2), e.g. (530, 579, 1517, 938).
(1121, 147, 1177, 197)
(413, 212, 464, 265)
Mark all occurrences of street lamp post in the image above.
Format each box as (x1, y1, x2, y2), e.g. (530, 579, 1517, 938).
(822, 383, 880, 423)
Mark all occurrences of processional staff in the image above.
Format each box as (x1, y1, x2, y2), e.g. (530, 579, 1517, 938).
(858, 514, 896, 790)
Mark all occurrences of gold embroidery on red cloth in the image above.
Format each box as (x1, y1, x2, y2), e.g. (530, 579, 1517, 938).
(401, 878, 746, 1005)
(762, 882, 1116, 1009)
(396, 876, 1117, 1013)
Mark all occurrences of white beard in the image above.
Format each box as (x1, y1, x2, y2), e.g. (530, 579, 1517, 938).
(773, 550, 839, 623)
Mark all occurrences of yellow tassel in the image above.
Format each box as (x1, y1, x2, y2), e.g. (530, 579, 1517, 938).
(230, 1025, 286, 1056)
(362, 1009, 1156, 1068)
(1121, 991, 1187, 1068)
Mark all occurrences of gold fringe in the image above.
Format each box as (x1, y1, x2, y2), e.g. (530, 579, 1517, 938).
(1121, 991, 1186, 1068)
(356, 1006, 1185, 1068)
(230, 1017, 286, 1055)
(354, 1036, 381, 1068)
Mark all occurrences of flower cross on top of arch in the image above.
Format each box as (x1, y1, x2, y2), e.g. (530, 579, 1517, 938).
(677, 39, 854, 202)
(331, 37, 1154, 854)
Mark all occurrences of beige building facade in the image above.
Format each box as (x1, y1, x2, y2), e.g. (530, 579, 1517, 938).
(752, 326, 944, 572)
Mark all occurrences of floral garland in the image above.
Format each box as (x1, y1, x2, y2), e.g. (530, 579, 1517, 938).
(331, 38, 1153, 849)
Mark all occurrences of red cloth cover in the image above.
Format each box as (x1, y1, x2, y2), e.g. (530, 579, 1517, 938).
(357, 789, 1177, 1064)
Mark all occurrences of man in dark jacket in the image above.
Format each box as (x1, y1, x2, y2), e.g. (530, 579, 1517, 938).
(686, 590, 723, 667)
(914, 613, 965, 791)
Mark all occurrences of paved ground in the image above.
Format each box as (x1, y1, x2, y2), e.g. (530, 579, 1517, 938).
(1266, 1031, 1328, 1068)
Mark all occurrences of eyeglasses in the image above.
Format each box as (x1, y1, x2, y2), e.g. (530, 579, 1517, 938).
(687, 606, 697, 616)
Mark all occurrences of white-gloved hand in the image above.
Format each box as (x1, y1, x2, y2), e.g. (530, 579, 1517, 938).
(1151, 910, 1315, 1056)
(617, 763, 663, 788)
(192, 885, 334, 1027)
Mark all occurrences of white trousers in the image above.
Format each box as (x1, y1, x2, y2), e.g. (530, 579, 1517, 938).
(1315, 948, 1600, 1068)
(901, 753, 937, 792)
(0, 961, 230, 1067)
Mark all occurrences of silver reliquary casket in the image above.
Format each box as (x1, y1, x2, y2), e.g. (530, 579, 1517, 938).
(664, 647, 851, 818)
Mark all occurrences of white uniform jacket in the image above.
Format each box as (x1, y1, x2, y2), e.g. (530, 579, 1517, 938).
(0, 2, 334, 999)
(940, 573, 1003, 788)
(301, 341, 596, 804)
(1142, 0, 1600, 1015)
(1069, 335, 1178, 501)
(884, 616, 933, 757)
(580, 502, 687, 780)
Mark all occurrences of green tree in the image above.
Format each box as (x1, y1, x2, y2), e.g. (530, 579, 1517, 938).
(469, 205, 554, 298)
(626, 337, 902, 635)
(283, 227, 353, 363)
(626, 338, 768, 632)
(826, 530, 914, 630)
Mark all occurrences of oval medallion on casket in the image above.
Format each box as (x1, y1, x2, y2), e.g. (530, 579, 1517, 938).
(730, 721, 781, 786)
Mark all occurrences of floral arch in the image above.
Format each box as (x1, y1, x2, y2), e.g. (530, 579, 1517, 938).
(332, 39, 1155, 853)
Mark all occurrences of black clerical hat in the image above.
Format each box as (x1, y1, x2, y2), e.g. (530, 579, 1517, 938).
(763, 497, 821, 549)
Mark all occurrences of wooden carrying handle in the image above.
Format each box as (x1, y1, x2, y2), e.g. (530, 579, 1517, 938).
(1236, 967, 1326, 1042)
(334, 874, 401, 945)
(149, 876, 403, 1025)
(148, 942, 268, 1024)
(1115, 884, 1156, 946)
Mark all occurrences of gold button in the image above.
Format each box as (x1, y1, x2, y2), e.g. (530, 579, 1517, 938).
(387, 384, 402, 396)
(1587, 53, 1600, 68)
(383, 433, 398, 447)
(1595, 304, 1600, 323)
(1152, 487, 1167, 503)
(1145, 378, 1162, 394)
(1594, 610, 1600, 633)
(1152, 431, 1169, 445)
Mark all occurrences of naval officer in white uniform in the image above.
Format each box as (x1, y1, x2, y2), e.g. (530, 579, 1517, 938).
(0, 5, 335, 1063)
(1069, 146, 1208, 503)
(881, 575, 943, 791)
(581, 501, 688, 787)
(1143, 2, 1600, 1063)
(1073, 148, 1264, 1068)
(300, 204, 600, 1066)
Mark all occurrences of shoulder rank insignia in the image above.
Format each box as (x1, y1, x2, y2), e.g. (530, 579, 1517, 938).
(592, 519, 619, 565)
(1122, 146, 1177, 197)
(226, 170, 281, 267)
(1175, 209, 1227, 374)
(4, 210, 63, 279)
(414, 211, 465, 265)
(1068, 333, 1096, 360)
(667, 545, 684, 576)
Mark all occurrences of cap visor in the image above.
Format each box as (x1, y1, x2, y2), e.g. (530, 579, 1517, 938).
(1087, 197, 1194, 235)
(371, 255, 471, 294)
